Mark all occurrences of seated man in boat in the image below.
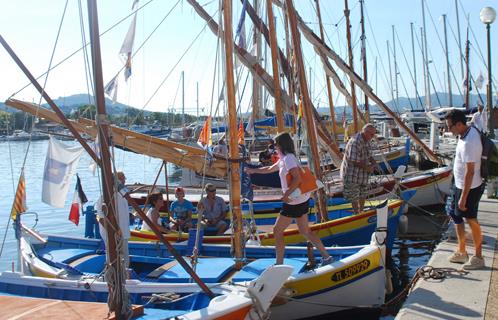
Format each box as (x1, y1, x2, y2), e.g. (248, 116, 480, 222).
(169, 187, 193, 232)
(213, 138, 228, 156)
(141, 193, 170, 234)
(341, 124, 379, 214)
(198, 183, 228, 235)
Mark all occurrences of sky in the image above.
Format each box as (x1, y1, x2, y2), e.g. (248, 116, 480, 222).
(0, 0, 496, 116)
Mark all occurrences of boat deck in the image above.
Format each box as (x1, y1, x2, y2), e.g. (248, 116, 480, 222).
(0, 295, 143, 320)
(395, 193, 498, 319)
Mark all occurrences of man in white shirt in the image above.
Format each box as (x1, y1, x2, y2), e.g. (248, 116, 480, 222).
(470, 104, 487, 133)
(96, 171, 131, 268)
(445, 110, 485, 270)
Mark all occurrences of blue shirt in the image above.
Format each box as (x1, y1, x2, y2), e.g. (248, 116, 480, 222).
(169, 199, 194, 221)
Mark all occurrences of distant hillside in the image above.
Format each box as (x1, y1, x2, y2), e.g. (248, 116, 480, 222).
(316, 92, 485, 115)
(0, 94, 146, 116)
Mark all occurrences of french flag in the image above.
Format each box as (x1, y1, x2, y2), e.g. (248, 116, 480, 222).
(68, 175, 88, 226)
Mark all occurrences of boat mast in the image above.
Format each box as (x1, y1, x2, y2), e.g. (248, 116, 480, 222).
(410, 22, 419, 110)
(344, 0, 359, 133)
(421, 0, 432, 110)
(442, 14, 453, 108)
(286, 0, 328, 221)
(455, 0, 464, 79)
(464, 26, 470, 109)
(295, 12, 443, 164)
(182, 70, 185, 125)
(392, 25, 399, 109)
(284, 7, 297, 134)
(87, 0, 129, 318)
(252, 0, 262, 123)
(266, 0, 285, 132)
(359, 0, 369, 121)
(387, 40, 395, 106)
(222, 0, 244, 267)
(315, 0, 338, 137)
(196, 81, 199, 118)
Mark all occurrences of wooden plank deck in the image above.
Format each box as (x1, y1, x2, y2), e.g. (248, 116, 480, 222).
(0, 295, 143, 320)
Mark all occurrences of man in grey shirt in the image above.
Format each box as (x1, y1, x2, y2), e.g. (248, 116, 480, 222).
(198, 183, 228, 235)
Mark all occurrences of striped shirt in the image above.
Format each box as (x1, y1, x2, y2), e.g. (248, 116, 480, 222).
(340, 133, 372, 185)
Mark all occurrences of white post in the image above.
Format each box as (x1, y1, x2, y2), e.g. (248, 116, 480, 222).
(429, 121, 439, 151)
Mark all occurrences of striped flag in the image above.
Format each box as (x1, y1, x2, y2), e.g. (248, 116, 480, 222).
(68, 175, 88, 226)
(238, 121, 245, 145)
(197, 116, 212, 148)
(10, 172, 27, 220)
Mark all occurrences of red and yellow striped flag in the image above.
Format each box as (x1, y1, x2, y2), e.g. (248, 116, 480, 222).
(11, 172, 27, 220)
(238, 121, 245, 145)
(197, 116, 212, 148)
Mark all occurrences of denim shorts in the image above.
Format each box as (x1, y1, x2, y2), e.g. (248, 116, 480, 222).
(450, 184, 484, 224)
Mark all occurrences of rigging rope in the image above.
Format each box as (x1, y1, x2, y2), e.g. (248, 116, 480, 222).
(11, 0, 157, 98)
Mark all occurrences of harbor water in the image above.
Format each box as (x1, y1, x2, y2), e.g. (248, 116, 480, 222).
(0, 139, 450, 319)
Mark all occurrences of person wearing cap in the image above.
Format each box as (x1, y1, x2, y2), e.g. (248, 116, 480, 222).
(198, 183, 228, 235)
(169, 187, 194, 232)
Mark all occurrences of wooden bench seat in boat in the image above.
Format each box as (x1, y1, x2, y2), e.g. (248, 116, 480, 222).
(231, 258, 308, 282)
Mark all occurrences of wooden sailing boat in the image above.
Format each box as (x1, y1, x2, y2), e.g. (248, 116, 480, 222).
(0, 1, 401, 318)
(0, 1, 293, 319)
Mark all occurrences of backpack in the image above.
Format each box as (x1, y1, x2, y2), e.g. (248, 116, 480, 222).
(474, 127, 498, 180)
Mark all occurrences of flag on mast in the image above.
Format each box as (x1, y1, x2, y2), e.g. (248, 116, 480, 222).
(197, 116, 212, 148)
(10, 171, 27, 220)
(68, 175, 88, 226)
(42, 137, 84, 208)
(104, 75, 119, 103)
(119, 0, 139, 81)
(238, 121, 245, 145)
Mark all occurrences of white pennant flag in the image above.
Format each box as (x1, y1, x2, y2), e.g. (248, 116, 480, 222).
(119, 1, 139, 81)
(104, 75, 119, 103)
(475, 70, 484, 90)
(42, 137, 84, 208)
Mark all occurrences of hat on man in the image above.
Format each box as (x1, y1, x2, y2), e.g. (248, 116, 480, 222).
(175, 187, 184, 193)
(205, 183, 216, 192)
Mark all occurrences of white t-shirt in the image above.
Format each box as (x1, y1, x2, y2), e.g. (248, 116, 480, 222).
(454, 126, 482, 189)
(278, 153, 310, 205)
(141, 207, 162, 232)
(470, 110, 487, 133)
(95, 191, 130, 240)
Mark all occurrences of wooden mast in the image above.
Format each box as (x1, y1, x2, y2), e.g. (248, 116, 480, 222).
(314, 0, 338, 138)
(295, 11, 443, 164)
(266, 0, 285, 132)
(464, 27, 470, 110)
(284, 8, 297, 134)
(222, 0, 243, 268)
(87, 1, 128, 318)
(286, 0, 328, 221)
(252, 0, 262, 123)
(359, 0, 369, 121)
(344, 0, 359, 133)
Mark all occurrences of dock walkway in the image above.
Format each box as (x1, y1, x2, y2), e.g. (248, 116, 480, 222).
(396, 194, 498, 319)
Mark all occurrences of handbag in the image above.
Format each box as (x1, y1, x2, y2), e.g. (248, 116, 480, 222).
(286, 166, 325, 199)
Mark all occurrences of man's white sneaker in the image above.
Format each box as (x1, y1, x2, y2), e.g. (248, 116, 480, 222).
(463, 256, 485, 270)
(448, 252, 469, 264)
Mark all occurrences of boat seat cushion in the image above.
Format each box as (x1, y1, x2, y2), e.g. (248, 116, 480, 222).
(232, 258, 308, 282)
(157, 258, 234, 283)
(37, 248, 96, 264)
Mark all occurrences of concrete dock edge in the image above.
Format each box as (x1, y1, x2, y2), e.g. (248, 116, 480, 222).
(396, 195, 498, 320)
